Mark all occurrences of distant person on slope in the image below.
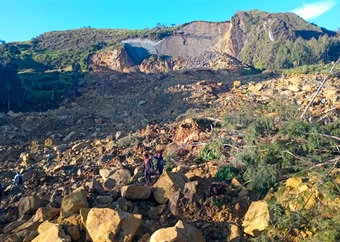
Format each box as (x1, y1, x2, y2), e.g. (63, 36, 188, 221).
(13, 171, 23, 186)
(143, 153, 154, 186)
(153, 151, 165, 175)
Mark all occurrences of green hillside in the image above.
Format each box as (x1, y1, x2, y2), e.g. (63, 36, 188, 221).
(231, 10, 340, 70)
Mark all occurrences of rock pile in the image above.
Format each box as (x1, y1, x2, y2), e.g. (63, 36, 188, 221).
(0, 68, 338, 241)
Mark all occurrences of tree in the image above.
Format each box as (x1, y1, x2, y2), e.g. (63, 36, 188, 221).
(0, 44, 23, 111)
(0, 62, 23, 111)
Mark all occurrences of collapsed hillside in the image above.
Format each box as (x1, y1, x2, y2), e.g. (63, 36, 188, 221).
(90, 11, 339, 72)
(0, 68, 339, 241)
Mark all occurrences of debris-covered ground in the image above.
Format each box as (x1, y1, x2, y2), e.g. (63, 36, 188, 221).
(0, 68, 339, 241)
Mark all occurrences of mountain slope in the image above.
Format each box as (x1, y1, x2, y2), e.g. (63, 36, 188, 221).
(2, 10, 339, 74)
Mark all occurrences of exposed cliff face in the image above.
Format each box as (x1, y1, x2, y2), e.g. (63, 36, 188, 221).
(90, 10, 336, 72)
(89, 47, 135, 72)
(123, 21, 230, 60)
(91, 21, 234, 72)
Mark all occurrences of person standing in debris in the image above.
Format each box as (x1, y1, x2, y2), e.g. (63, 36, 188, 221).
(13, 171, 23, 185)
(153, 151, 165, 175)
(143, 153, 154, 185)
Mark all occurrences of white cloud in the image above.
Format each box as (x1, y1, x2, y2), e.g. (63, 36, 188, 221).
(292, 0, 336, 20)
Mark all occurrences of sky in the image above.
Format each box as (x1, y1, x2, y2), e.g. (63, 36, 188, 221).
(1, 0, 339, 43)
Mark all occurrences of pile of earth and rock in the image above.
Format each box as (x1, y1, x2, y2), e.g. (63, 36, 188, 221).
(0, 67, 339, 241)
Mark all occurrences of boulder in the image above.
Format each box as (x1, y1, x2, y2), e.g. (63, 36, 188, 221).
(60, 190, 88, 218)
(103, 178, 116, 189)
(66, 225, 81, 241)
(3, 220, 27, 234)
(149, 205, 166, 220)
(18, 196, 43, 216)
(137, 233, 150, 242)
(12, 220, 41, 234)
(32, 221, 71, 242)
(149, 220, 205, 242)
(242, 200, 270, 236)
(59, 214, 82, 226)
(85, 208, 142, 242)
(63, 131, 76, 142)
(285, 177, 303, 188)
(173, 118, 200, 143)
(226, 222, 242, 242)
(183, 181, 199, 203)
(121, 185, 152, 200)
(99, 168, 116, 179)
(108, 168, 132, 186)
(88, 179, 106, 194)
(79, 208, 91, 227)
(152, 171, 188, 204)
(277, 178, 318, 212)
(71, 141, 91, 151)
(96, 195, 113, 204)
(31, 207, 60, 222)
(169, 181, 200, 216)
(169, 190, 181, 216)
(22, 170, 34, 183)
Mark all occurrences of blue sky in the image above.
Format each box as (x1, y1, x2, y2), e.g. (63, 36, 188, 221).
(1, 0, 339, 43)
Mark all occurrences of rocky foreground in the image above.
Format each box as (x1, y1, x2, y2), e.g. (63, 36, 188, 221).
(0, 69, 339, 241)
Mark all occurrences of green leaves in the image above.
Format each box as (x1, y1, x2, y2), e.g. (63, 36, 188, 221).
(215, 165, 240, 181)
(200, 139, 223, 161)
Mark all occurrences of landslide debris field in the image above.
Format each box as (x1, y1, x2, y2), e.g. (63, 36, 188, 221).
(0, 68, 339, 242)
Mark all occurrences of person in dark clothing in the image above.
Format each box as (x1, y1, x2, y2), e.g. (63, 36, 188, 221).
(153, 151, 165, 175)
(143, 153, 154, 185)
(13, 171, 23, 185)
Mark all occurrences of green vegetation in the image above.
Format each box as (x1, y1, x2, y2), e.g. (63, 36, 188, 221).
(19, 71, 82, 111)
(221, 99, 339, 194)
(5, 25, 180, 73)
(215, 165, 240, 181)
(204, 97, 340, 240)
(234, 10, 340, 71)
(199, 139, 223, 161)
(0, 44, 24, 111)
(116, 135, 142, 148)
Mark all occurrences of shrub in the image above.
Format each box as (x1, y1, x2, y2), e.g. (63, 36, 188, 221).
(245, 115, 275, 144)
(263, 172, 340, 241)
(200, 139, 223, 161)
(243, 161, 279, 194)
(116, 135, 142, 148)
(215, 165, 240, 181)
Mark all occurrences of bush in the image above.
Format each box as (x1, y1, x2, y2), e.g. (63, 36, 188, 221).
(225, 99, 339, 197)
(243, 161, 279, 194)
(263, 172, 340, 241)
(116, 135, 142, 148)
(200, 139, 223, 161)
(215, 165, 240, 181)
